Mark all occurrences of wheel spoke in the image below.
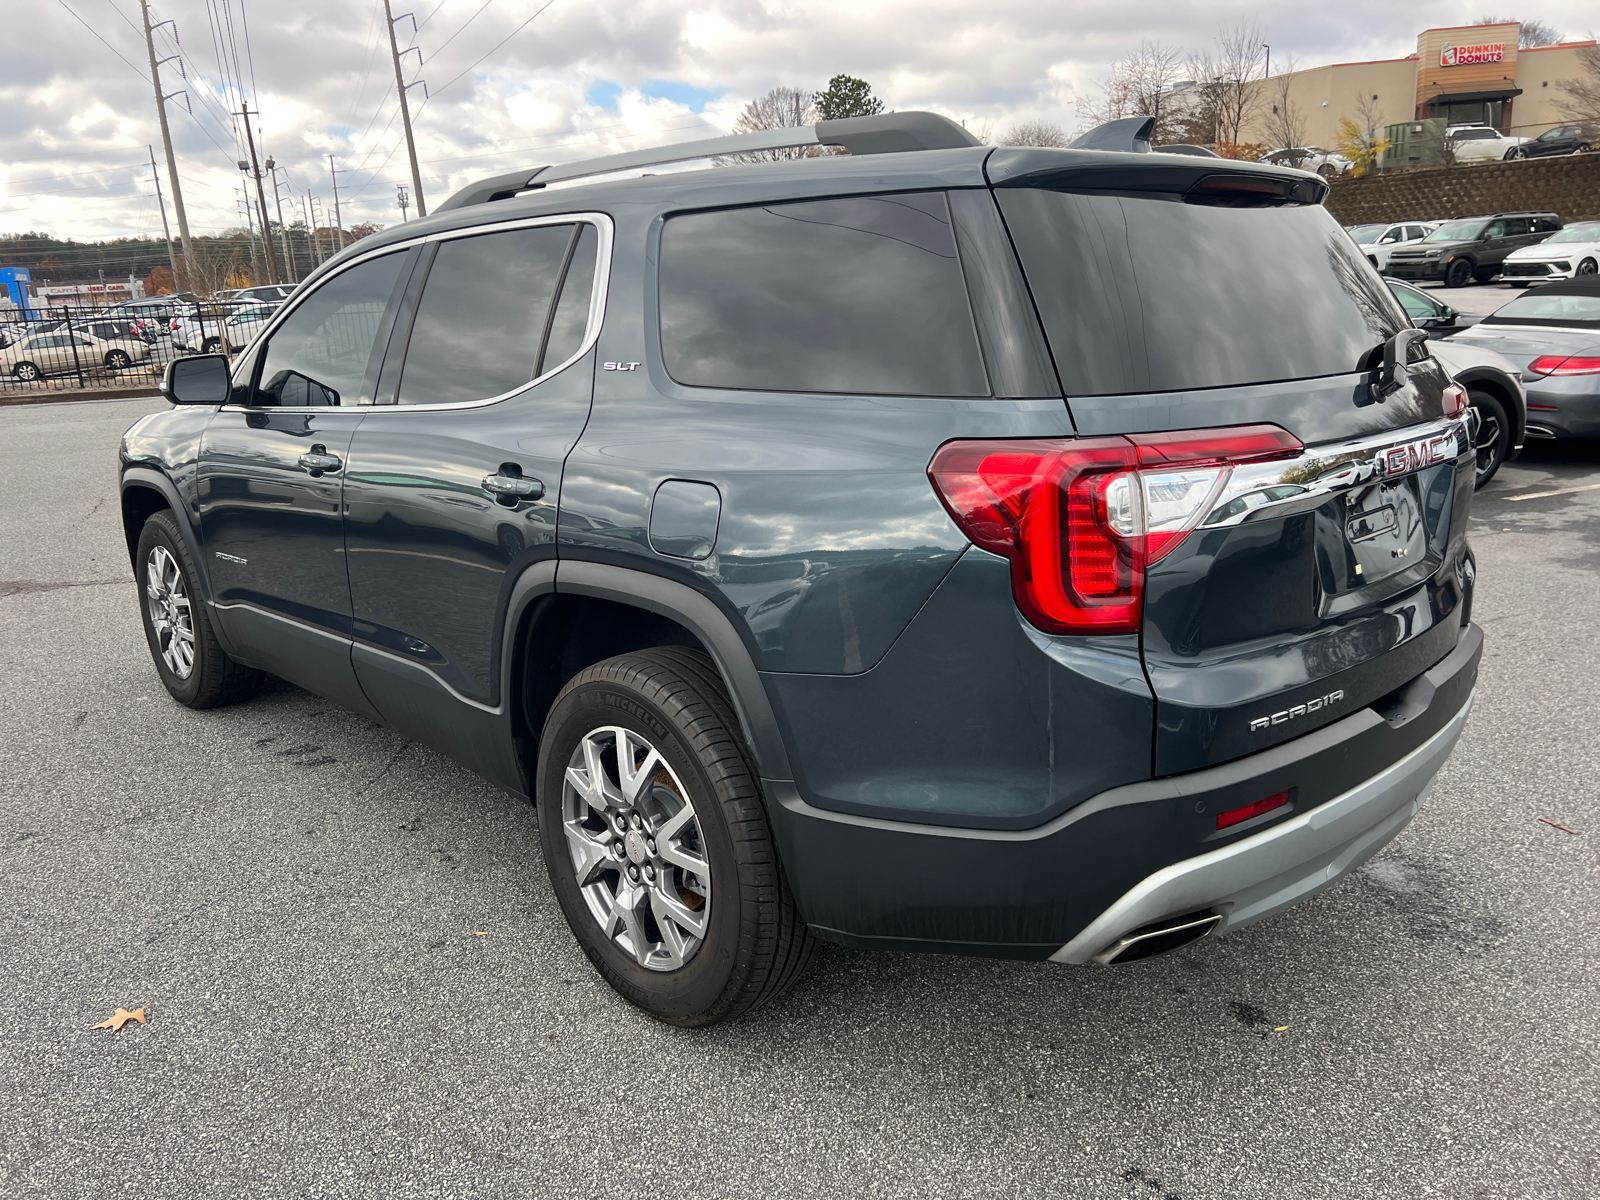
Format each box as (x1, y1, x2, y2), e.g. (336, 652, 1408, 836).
(563, 821, 613, 887)
(615, 730, 662, 804)
(650, 883, 707, 941)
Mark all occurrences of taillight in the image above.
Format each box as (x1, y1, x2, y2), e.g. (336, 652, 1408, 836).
(928, 424, 1301, 635)
(1528, 354, 1600, 376)
(1441, 382, 1467, 418)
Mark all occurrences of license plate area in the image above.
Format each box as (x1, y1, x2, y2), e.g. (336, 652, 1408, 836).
(1320, 474, 1439, 611)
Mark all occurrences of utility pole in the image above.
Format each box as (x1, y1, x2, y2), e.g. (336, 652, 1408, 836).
(397, 184, 410, 222)
(148, 145, 179, 285)
(238, 190, 261, 280)
(306, 192, 326, 267)
(235, 104, 280, 283)
(265, 157, 295, 282)
(384, 0, 427, 217)
(328, 154, 345, 252)
(139, 0, 196, 288)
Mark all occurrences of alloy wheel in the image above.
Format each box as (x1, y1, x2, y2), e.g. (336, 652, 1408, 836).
(15, 363, 38, 381)
(1474, 407, 1504, 484)
(145, 544, 195, 678)
(561, 725, 711, 972)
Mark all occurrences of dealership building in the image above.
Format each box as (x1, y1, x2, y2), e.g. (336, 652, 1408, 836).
(1244, 22, 1597, 146)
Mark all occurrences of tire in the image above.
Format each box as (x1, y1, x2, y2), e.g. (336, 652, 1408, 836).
(1444, 258, 1475, 289)
(1317, 164, 1336, 179)
(201, 337, 222, 354)
(135, 510, 264, 708)
(537, 648, 814, 1027)
(1503, 148, 1520, 161)
(1367, 255, 1380, 270)
(1506, 281, 1529, 288)
(105, 350, 131, 370)
(1578, 258, 1599, 277)
(1469, 390, 1510, 489)
(13, 361, 39, 381)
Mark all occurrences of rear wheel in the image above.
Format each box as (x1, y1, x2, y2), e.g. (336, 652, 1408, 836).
(13, 361, 39, 381)
(1469, 389, 1510, 488)
(537, 648, 813, 1026)
(1317, 163, 1336, 179)
(105, 350, 131, 369)
(136, 511, 264, 708)
(201, 337, 222, 354)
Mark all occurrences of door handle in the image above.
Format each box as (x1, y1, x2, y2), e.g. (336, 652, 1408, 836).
(482, 469, 544, 501)
(298, 444, 343, 474)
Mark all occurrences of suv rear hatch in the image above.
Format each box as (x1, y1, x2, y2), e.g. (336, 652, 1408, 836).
(984, 150, 1476, 775)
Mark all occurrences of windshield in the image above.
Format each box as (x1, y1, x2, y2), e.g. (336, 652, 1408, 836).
(1348, 226, 1386, 244)
(998, 188, 1407, 395)
(1543, 224, 1600, 244)
(1487, 291, 1600, 327)
(1425, 219, 1488, 242)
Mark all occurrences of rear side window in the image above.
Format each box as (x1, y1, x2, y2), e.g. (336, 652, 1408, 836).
(997, 188, 1407, 396)
(659, 192, 988, 396)
(397, 222, 596, 405)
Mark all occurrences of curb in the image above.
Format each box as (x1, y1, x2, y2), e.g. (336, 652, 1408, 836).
(0, 387, 162, 407)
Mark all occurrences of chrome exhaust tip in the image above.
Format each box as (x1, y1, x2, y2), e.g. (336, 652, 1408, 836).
(1524, 424, 1556, 440)
(1092, 911, 1223, 965)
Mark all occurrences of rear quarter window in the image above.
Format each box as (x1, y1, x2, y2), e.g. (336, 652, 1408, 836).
(658, 192, 988, 396)
(997, 188, 1407, 396)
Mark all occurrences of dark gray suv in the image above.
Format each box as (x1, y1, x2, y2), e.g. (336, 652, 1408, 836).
(1387, 211, 1561, 287)
(121, 113, 1483, 1026)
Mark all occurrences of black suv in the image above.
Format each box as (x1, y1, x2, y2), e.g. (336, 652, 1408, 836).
(1387, 211, 1561, 287)
(121, 113, 1483, 1026)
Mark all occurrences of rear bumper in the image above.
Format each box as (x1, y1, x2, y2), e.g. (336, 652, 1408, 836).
(769, 623, 1482, 961)
(1524, 376, 1600, 439)
(1050, 687, 1471, 962)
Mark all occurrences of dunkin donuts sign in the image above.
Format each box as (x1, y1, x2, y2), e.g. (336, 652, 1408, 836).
(1441, 42, 1505, 66)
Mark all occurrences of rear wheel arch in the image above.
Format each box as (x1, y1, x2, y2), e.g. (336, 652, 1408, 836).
(515, 562, 793, 786)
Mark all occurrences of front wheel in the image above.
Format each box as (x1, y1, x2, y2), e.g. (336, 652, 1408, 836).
(1503, 148, 1521, 161)
(201, 337, 222, 354)
(1469, 390, 1510, 488)
(13, 361, 39, 381)
(105, 350, 131, 369)
(1317, 164, 1336, 179)
(537, 648, 813, 1026)
(1578, 258, 1599, 277)
(136, 511, 264, 708)
(1444, 258, 1475, 289)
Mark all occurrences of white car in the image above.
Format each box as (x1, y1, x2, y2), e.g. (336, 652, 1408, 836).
(1447, 124, 1529, 163)
(1262, 146, 1353, 178)
(1, 329, 151, 381)
(172, 302, 275, 353)
(218, 303, 281, 352)
(1347, 221, 1440, 272)
(1501, 220, 1600, 285)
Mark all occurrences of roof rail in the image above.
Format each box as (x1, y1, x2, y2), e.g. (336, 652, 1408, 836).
(437, 111, 983, 211)
(1068, 116, 1155, 154)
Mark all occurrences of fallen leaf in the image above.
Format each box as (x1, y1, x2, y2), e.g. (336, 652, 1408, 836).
(471, 931, 487, 937)
(1273, 1025, 1290, 1032)
(92, 1007, 146, 1033)
(1538, 818, 1580, 835)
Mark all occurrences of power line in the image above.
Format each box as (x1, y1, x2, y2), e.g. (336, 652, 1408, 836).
(52, 0, 149, 81)
(428, 0, 493, 60)
(429, 0, 556, 99)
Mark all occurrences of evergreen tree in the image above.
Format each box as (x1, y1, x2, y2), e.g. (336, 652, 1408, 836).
(815, 75, 885, 120)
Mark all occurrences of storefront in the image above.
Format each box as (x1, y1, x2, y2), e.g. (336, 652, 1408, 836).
(1245, 22, 1596, 148)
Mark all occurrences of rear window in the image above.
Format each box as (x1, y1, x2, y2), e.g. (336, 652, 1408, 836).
(997, 188, 1406, 396)
(1485, 291, 1600, 327)
(658, 193, 988, 396)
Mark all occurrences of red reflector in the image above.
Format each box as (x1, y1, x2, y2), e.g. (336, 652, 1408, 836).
(1528, 354, 1600, 376)
(1216, 790, 1291, 830)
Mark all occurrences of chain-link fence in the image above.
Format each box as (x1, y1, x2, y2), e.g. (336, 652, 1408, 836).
(0, 297, 273, 398)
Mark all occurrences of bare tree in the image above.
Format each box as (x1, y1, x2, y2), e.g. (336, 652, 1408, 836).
(1000, 120, 1070, 147)
(1557, 40, 1600, 119)
(1191, 21, 1267, 148)
(1473, 16, 1562, 47)
(719, 87, 823, 164)
(1263, 57, 1307, 151)
(1079, 40, 1185, 143)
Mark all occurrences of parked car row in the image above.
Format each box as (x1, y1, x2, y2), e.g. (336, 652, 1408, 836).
(1348, 212, 1600, 288)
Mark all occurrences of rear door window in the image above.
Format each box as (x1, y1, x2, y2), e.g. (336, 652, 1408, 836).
(395, 222, 595, 405)
(658, 192, 988, 396)
(997, 187, 1406, 396)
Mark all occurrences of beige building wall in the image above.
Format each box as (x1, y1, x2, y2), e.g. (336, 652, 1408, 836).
(1240, 23, 1597, 150)
(1243, 58, 1416, 148)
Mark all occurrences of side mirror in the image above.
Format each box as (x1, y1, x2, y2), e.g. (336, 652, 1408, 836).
(1439, 306, 1457, 324)
(163, 354, 231, 405)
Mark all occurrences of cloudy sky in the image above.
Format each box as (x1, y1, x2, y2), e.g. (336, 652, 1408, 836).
(1, 0, 1590, 244)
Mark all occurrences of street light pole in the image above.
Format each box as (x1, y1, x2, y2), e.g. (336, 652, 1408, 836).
(1262, 43, 1271, 81)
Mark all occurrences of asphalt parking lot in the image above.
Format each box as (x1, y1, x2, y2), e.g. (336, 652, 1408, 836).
(2, 395, 1597, 1200)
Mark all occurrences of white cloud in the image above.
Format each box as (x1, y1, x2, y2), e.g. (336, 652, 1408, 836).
(2, 0, 1594, 242)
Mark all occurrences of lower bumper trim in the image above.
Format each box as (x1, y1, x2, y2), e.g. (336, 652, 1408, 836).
(1049, 690, 1474, 964)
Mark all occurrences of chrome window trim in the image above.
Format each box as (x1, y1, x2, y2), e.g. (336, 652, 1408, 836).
(220, 211, 613, 415)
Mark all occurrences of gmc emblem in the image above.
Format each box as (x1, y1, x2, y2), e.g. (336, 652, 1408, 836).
(1380, 434, 1456, 478)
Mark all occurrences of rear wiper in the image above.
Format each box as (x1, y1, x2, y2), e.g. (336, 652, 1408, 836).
(1371, 328, 1428, 401)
